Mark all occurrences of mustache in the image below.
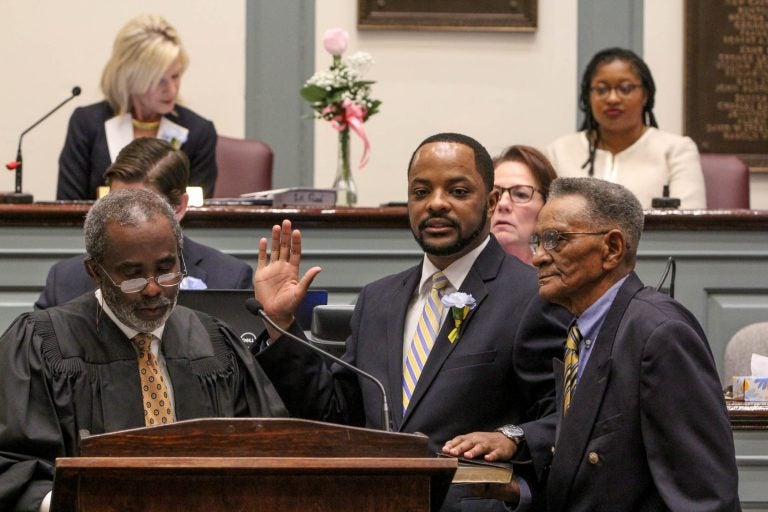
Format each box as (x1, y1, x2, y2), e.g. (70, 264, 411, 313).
(134, 296, 173, 310)
(418, 213, 460, 231)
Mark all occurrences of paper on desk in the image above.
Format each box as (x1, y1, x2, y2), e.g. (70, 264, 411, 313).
(751, 353, 768, 376)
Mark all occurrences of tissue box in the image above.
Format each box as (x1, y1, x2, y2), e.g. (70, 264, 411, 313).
(732, 376, 768, 401)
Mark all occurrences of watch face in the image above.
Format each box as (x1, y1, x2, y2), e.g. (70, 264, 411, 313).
(500, 425, 524, 439)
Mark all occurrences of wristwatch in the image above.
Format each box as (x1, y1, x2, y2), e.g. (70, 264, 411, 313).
(496, 424, 525, 446)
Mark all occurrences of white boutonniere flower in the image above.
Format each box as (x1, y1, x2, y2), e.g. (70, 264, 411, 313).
(441, 292, 477, 343)
(158, 126, 188, 149)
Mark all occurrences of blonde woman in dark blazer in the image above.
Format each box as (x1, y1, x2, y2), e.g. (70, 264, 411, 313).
(57, 14, 217, 200)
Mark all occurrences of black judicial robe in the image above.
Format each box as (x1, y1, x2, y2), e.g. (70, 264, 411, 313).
(0, 293, 287, 512)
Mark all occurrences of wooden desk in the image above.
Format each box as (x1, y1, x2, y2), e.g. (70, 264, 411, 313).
(728, 401, 768, 508)
(1, 202, 767, 230)
(729, 400, 768, 431)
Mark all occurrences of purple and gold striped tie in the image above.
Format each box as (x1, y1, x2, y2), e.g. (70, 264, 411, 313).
(403, 272, 449, 413)
(563, 324, 582, 415)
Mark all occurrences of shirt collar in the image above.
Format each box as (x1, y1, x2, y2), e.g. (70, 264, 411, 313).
(575, 275, 629, 342)
(418, 236, 490, 293)
(95, 288, 166, 340)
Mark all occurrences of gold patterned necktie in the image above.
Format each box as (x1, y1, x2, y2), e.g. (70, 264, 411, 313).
(132, 333, 174, 426)
(402, 271, 449, 413)
(563, 324, 582, 415)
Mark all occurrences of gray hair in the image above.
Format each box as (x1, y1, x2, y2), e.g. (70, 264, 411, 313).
(85, 188, 183, 262)
(549, 177, 644, 260)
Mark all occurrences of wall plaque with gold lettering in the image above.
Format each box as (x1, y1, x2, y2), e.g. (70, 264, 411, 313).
(685, 0, 768, 170)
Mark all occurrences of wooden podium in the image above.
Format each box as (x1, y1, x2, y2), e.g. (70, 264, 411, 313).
(52, 418, 457, 512)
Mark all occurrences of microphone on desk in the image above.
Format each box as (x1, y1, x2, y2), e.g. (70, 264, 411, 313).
(650, 184, 681, 209)
(3, 86, 82, 204)
(246, 298, 393, 432)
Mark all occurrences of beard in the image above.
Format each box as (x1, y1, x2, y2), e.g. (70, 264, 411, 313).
(101, 283, 177, 332)
(412, 210, 487, 257)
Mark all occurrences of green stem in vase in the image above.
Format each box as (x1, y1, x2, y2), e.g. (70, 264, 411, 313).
(340, 129, 351, 182)
(334, 129, 357, 206)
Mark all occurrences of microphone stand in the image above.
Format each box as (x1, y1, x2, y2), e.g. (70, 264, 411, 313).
(247, 298, 393, 432)
(650, 184, 681, 209)
(3, 86, 82, 204)
(3, 143, 32, 204)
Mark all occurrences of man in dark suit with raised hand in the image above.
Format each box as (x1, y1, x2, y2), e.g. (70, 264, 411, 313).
(443, 177, 739, 511)
(253, 133, 567, 511)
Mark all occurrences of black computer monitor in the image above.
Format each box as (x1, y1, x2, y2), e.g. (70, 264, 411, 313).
(177, 289, 328, 346)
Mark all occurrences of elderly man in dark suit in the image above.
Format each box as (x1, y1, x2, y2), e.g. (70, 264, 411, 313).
(253, 132, 567, 511)
(36, 137, 252, 310)
(443, 177, 739, 511)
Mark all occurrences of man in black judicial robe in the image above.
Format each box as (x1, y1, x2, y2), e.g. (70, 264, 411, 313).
(0, 189, 286, 512)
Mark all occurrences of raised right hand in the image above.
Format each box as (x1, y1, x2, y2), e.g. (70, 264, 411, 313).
(254, 219, 321, 333)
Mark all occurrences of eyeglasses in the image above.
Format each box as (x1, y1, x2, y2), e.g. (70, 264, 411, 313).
(529, 229, 608, 254)
(590, 83, 643, 99)
(94, 255, 187, 294)
(494, 185, 541, 204)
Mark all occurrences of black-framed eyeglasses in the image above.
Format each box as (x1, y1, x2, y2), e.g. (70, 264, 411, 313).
(94, 253, 187, 294)
(493, 185, 541, 204)
(590, 83, 643, 99)
(529, 229, 609, 254)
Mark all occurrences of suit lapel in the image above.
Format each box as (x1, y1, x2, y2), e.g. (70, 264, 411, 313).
(400, 240, 503, 428)
(181, 236, 208, 284)
(552, 358, 564, 442)
(387, 266, 421, 428)
(547, 273, 644, 511)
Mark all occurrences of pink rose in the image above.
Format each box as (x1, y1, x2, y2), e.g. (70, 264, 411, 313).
(322, 28, 349, 56)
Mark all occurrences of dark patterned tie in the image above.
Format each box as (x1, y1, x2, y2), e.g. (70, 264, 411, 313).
(563, 324, 582, 415)
(132, 333, 174, 426)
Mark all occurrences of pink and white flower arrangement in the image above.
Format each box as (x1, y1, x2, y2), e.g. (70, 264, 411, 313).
(301, 28, 381, 169)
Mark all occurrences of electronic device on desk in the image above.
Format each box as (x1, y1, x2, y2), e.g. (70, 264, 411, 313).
(651, 184, 681, 209)
(177, 289, 328, 346)
(240, 188, 337, 208)
(204, 197, 272, 206)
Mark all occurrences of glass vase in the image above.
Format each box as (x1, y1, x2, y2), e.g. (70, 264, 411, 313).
(333, 129, 357, 207)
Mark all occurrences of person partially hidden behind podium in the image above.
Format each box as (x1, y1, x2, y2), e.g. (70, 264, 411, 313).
(36, 137, 252, 310)
(443, 178, 739, 510)
(0, 189, 287, 512)
(253, 133, 568, 511)
(56, 14, 217, 200)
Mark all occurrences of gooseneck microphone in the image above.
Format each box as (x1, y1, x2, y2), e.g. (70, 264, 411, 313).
(246, 298, 393, 432)
(4, 86, 82, 204)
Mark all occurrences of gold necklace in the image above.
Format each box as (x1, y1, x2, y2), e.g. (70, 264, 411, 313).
(131, 118, 161, 131)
